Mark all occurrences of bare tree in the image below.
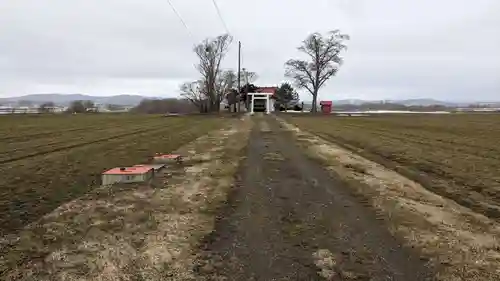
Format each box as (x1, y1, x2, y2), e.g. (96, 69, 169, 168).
(38, 102, 55, 113)
(285, 30, 349, 112)
(83, 100, 96, 112)
(240, 69, 259, 110)
(216, 70, 237, 111)
(67, 101, 86, 113)
(241, 70, 258, 86)
(180, 80, 207, 112)
(218, 70, 236, 95)
(247, 71, 258, 83)
(66, 100, 95, 113)
(194, 34, 233, 112)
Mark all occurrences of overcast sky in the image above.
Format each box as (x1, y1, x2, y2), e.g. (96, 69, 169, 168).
(0, 0, 499, 101)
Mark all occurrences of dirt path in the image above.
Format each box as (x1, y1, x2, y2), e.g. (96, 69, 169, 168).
(196, 115, 434, 280)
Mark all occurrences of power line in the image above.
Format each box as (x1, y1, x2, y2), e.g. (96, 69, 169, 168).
(211, 0, 230, 34)
(166, 0, 194, 39)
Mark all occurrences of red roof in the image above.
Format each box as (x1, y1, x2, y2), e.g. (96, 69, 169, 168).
(257, 87, 278, 93)
(320, 101, 333, 106)
(255, 86, 278, 99)
(103, 166, 153, 175)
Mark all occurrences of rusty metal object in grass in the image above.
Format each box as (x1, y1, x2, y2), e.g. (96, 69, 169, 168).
(153, 153, 184, 164)
(133, 163, 166, 172)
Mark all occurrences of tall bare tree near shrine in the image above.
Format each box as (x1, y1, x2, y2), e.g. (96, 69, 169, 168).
(194, 34, 233, 112)
(285, 30, 349, 112)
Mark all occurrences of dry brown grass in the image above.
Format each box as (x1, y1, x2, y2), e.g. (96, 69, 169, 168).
(278, 116, 500, 281)
(0, 114, 226, 236)
(287, 114, 500, 221)
(0, 116, 252, 281)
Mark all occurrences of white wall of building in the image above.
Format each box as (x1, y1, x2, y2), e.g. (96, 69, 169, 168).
(101, 170, 153, 186)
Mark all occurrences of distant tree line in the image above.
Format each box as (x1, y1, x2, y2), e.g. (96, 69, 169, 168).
(131, 98, 198, 114)
(331, 103, 452, 112)
(66, 100, 96, 113)
(38, 102, 55, 113)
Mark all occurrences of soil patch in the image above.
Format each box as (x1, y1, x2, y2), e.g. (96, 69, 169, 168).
(194, 115, 433, 280)
(0, 117, 252, 281)
(277, 116, 500, 281)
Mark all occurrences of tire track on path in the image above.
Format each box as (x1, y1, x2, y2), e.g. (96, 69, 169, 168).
(195, 115, 434, 280)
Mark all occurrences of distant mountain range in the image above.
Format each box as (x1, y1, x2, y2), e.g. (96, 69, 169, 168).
(322, 99, 500, 107)
(333, 99, 472, 107)
(0, 94, 151, 106)
(2, 95, 499, 108)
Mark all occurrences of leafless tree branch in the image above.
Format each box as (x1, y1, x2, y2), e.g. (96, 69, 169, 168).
(180, 80, 207, 112)
(194, 34, 233, 112)
(285, 30, 349, 112)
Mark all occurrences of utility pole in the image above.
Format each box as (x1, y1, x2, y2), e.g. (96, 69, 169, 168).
(236, 41, 241, 113)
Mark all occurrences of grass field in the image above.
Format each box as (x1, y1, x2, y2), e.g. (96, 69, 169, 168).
(0, 114, 228, 236)
(288, 113, 500, 220)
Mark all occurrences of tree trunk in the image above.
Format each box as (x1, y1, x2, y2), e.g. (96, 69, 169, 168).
(311, 91, 318, 113)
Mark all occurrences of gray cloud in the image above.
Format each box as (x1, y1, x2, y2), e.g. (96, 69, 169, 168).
(0, 0, 499, 100)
